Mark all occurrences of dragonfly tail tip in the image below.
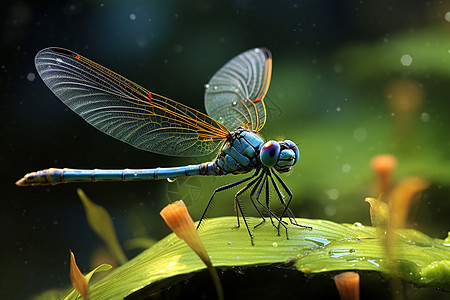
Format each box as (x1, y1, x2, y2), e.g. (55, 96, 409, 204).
(15, 178, 26, 186)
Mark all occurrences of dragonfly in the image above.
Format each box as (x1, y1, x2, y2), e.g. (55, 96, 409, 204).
(16, 47, 311, 244)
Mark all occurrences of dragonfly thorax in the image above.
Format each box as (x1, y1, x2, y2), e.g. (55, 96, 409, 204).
(213, 127, 299, 176)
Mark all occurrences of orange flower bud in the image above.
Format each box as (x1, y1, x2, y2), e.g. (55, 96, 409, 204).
(334, 271, 360, 300)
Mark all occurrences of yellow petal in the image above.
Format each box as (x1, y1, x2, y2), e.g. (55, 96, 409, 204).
(160, 200, 223, 300)
(160, 200, 208, 264)
(69, 250, 89, 300)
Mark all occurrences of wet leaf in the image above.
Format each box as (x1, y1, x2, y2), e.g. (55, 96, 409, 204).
(77, 189, 127, 265)
(78, 217, 449, 299)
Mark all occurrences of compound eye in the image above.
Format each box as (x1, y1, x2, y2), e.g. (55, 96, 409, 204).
(284, 140, 299, 165)
(260, 141, 281, 167)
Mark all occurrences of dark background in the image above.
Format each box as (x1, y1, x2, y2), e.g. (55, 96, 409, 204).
(1, 1, 449, 299)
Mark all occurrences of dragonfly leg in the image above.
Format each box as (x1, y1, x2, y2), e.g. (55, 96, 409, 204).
(252, 172, 289, 235)
(232, 172, 264, 229)
(196, 169, 260, 231)
(267, 172, 290, 237)
(246, 174, 267, 229)
(272, 172, 313, 231)
(233, 194, 254, 245)
(268, 173, 292, 225)
(265, 177, 276, 228)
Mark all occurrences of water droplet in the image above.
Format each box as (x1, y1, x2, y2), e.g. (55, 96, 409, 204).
(305, 236, 331, 246)
(352, 222, 364, 228)
(400, 54, 412, 66)
(445, 11, 450, 22)
(366, 259, 380, 267)
(204, 84, 209, 89)
(213, 86, 218, 90)
(235, 256, 240, 259)
(228, 241, 231, 245)
(167, 177, 177, 183)
(324, 204, 336, 216)
(326, 188, 339, 200)
(232, 101, 237, 106)
(272, 242, 278, 247)
(328, 249, 355, 258)
(296, 254, 302, 259)
(342, 163, 351, 173)
(27, 72, 36, 81)
(129, 13, 136, 21)
(420, 112, 430, 123)
(353, 127, 367, 142)
(301, 267, 310, 273)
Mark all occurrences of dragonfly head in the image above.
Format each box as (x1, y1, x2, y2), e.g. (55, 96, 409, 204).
(259, 140, 299, 173)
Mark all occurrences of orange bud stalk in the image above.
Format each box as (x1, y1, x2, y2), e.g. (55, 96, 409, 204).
(388, 176, 429, 230)
(370, 154, 397, 196)
(160, 200, 223, 300)
(333, 271, 360, 300)
(69, 250, 89, 300)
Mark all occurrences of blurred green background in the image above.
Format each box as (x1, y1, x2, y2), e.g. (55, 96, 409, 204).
(1, 0, 449, 299)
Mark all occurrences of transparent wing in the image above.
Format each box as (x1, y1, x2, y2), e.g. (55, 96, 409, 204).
(204, 48, 272, 132)
(35, 47, 229, 157)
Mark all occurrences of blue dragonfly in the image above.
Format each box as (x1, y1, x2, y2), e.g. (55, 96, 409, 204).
(17, 47, 311, 244)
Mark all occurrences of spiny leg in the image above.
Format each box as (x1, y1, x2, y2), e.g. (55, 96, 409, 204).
(246, 173, 277, 228)
(268, 172, 291, 236)
(273, 172, 312, 230)
(269, 173, 296, 222)
(271, 171, 297, 221)
(265, 176, 273, 225)
(249, 171, 288, 237)
(247, 174, 267, 228)
(233, 172, 264, 229)
(234, 193, 255, 245)
(252, 173, 289, 234)
(197, 169, 260, 230)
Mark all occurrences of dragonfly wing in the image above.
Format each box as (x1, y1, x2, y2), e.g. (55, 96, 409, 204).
(204, 48, 272, 132)
(35, 48, 229, 157)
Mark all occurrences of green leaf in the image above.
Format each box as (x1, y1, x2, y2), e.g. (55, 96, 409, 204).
(77, 189, 127, 265)
(81, 217, 449, 299)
